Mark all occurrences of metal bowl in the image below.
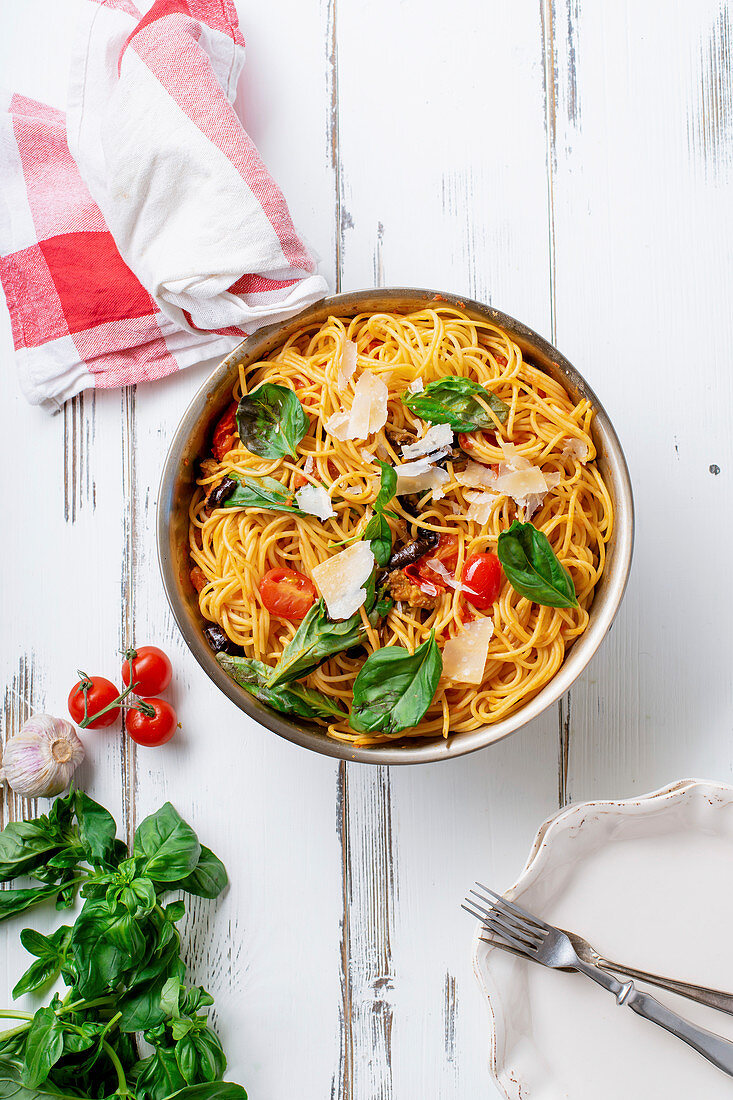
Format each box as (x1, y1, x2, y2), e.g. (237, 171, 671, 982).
(157, 288, 634, 764)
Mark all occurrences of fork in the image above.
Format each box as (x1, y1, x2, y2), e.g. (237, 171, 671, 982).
(478, 926, 733, 1015)
(464, 883, 733, 1078)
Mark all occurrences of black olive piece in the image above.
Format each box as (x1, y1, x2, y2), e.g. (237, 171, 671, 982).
(208, 476, 238, 509)
(344, 645, 368, 660)
(203, 624, 244, 656)
(386, 531, 440, 572)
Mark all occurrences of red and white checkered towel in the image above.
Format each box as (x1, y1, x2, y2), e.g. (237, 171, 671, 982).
(0, 0, 327, 410)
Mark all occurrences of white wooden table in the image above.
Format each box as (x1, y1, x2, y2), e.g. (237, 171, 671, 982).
(2, 1, 732, 1096)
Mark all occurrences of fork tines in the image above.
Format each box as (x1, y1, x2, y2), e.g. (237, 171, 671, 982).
(463, 882, 549, 957)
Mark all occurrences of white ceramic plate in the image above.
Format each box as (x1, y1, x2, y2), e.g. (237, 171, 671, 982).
(473, 780, 733, 1099)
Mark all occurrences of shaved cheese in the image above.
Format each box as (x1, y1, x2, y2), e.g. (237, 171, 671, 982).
(498, 439, 532, 468)
(295, 484, 336, 521)
(425, 558, 478, 595)
(402, 423, 454, 460)
(407, 377, 424, 394)
(337, 339, 358, 388)
(465, 491, 497, 525)
(325, 371, 388, 441)
(395, 462, 450, 497)
(455, 461, 497, 490)
(303, 455, 315, 477)
(441, 618, 494, 684)
(561, 437, 590, 463)
(324, 409, 352, 441)
(311, 542, 375, 621)
(495, 465, 548, 499)
(360, 448, 376, 464)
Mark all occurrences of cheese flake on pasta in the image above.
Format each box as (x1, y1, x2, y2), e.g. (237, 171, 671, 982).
(337, 339, 358, 388)
(295, 485, 336, 521)
(325, 371, 388, 441)
(311, 541, 375, 620)
(441, 618, 494, 684)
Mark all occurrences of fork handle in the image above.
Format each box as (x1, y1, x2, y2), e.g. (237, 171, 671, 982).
(575, 959, 733, 1076)
(598, 959, 733, 1016)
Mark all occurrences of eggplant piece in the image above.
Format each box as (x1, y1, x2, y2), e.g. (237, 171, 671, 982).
(203, 624, 244, 656)
(386, 531, 440, 572)
(207, 476, 238, 509)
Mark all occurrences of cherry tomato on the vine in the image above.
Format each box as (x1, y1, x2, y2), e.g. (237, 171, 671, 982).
(462, 551, 502, 609)
(122, 646, 172, 696)
(259, 567, 316, 621)
(68, 676, 121, 729)
(126, 699, 178, 747)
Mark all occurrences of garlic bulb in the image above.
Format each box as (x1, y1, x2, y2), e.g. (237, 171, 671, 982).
(0, 714, 85, 798)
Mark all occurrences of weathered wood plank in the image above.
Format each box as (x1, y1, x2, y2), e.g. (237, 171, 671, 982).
(550, 0, 733, 800)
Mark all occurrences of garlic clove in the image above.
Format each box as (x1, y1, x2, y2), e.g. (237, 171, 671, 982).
(0, 714, 85, 799)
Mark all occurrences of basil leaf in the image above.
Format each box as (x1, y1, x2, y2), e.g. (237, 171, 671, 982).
(373, 459, 397, 510)
(166, 1084, 249, 1100)
(497, 519, 578, 608)
(236, 383, 308, 460)
(363, 511, 392, 567)
(220, 474, 304, 515)
(0, 885, 63, 923)
(218, 655, 346, 721)
(0, 1056, 70, 1100)
(0, 820, 66, 883)
(350, 630, 442, 736)
(136, 1046, 186, 1100)
(71, 897, 147, 997)
(134, 804, 201, 883)
(403, 377, 509, 431)
(12, 927, 72, 999)
(75, 791, 118, 867)
(20, 1007, 65, 1087)
(172, 845, 228, 900)
(265, 598, 374, 688)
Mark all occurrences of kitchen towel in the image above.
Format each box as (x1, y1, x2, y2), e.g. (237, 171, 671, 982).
(0, 0, 327, 411)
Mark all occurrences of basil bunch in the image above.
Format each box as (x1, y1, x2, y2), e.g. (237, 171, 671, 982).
(264, 597, 376, 689)
(0, 789, 246, 1100)
(220, 474, 304, 514)
(497, 520, 578, 608)
(402, 377, 509, 432)
(349, 630, 442, 736)
(217, 655, 346, 720)
(236, 383, 308, 460)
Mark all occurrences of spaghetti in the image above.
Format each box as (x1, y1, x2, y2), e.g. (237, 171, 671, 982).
(188, 307, 613, 745)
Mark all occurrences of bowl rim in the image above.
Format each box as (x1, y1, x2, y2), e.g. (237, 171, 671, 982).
(157, 286, 635, 765)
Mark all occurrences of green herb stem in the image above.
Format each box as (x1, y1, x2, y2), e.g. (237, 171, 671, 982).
(0, 1008, 34, 1020)
(103, 1039, 129, 1096)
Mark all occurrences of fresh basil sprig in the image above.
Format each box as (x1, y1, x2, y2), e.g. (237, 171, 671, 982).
(0, 790, 245, 1100)
(219, 473, 304, 514)
(403, 376, 509, 431)
(218, 655, 346, 721)
(236, 382, 308, 460)
(265, 595, 377, 689)
(497, 520, 578, 608)
(349, 629, 442, 736)
(363, 460, 397, 567)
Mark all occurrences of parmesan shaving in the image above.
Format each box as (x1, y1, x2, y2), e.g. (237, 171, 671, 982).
(337, 339, 358, 388)
(464, 491, 497, 525)
(360, 448, 376, 464)
(325, 371, 388, 441)
(295, 484, 336, 521)
(455, 461, 497, 490)
(407, 377, 425, 394)
(401, 423, 454, 460)
(425, 558, 478, 595)
(441, 618, 494, 684)
(561, 437, 590, 463)
(395, 463, 450, 497)
(311, 542, 375, 621)
(303, 455, 315, 477)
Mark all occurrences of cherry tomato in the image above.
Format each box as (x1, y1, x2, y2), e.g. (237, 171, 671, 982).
(211, 403, 238, 461)
(404, 562, 439, 597)
(68, 676, 121, 729)
(190, 566, 207, 593)
(126, 699, 177, 747)
(462, 551, 502, 609)
(259, 567, 317, 621)
(122, 646, 172, 696)
(416, 535, 460, 588)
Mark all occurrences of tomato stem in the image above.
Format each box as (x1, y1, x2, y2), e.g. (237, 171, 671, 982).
(75, 669, 139, 729)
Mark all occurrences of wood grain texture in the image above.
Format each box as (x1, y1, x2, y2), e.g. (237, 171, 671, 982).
(1, 1, 729, 1097)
